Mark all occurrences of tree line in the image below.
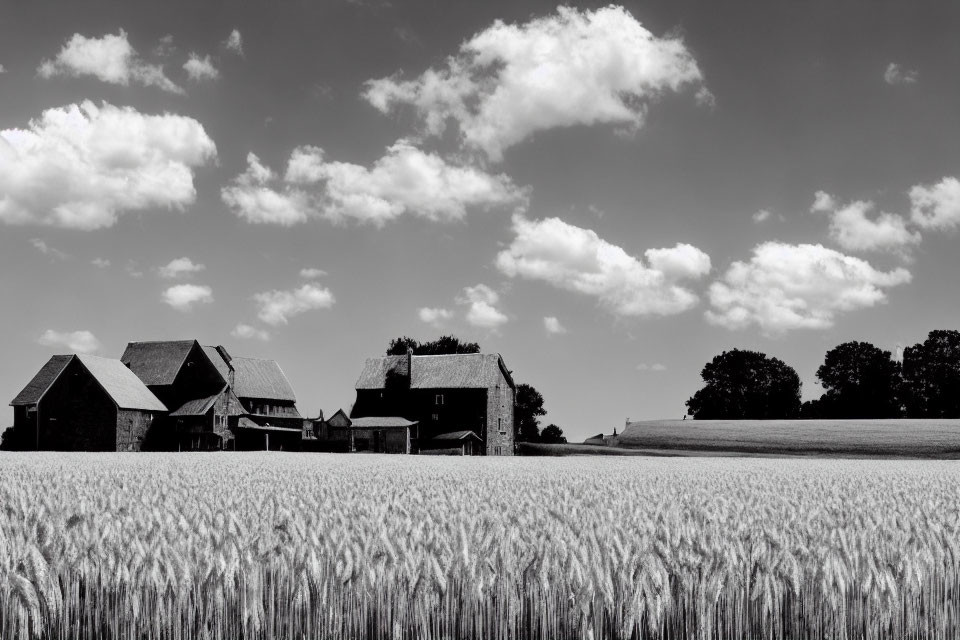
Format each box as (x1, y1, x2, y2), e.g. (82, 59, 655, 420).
(686, 330, 960, 419)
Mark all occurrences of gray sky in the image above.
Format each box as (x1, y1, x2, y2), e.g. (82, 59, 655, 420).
(2, 0, 959, 441)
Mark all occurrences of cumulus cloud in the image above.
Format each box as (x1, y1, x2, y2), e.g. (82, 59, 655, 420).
(496, 215, 711, 317)
(37, 329, 101, 354)
(163, 284, 213, 311)
(158, 257, 205, 278)
(254, 283, 335, 326)
(456, 284, 508, 329)
(363, 5, 705, 160)
(91, 257, 111, 268)
(224, 29, 243, 56)
(38, 29, 183, 94)
(222, 140, 524, 226)
(299, 267, 327, 279)
(543, 316, 567, 335)
(706, 242, 911, 335)
(30, 238, 68, 260)
(884, 63, 918, 86)
(636, 362, 667, 372)
(419, 307, 453, 327)
(752, 209, 772, 223)
(0, 64, 6, 73)
(183, 54, 219, 82)
(0, 101, 217, 230)
(811, 190, 920, 253)
(231, 323, 270, 341)
(909, 177, 960, 231)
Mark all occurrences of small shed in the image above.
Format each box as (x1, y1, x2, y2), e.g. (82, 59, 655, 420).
(232, 417, 303, 451)
(422, 430, 483, 456)
(347, 416, 416, 454)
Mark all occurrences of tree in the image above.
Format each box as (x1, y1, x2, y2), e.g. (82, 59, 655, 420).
(686, 349, 801, 419)
(902, 330, 960, 417)
(515, 383, 545, 442)
(812, 341, 902, 418)
(540, 424, 567, 444)
(386, 335, 481, 356)
(0, 425, 26, 451)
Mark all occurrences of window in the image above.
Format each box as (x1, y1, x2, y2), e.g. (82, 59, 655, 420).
(432, 413, 440, 422)
(498, 417, 506, 434)
(435, 394, 444, 406)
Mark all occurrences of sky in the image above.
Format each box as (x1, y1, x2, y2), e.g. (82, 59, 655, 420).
(1, 0, 959, 442)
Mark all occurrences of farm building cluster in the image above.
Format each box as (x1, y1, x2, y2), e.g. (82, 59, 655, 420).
(7, 341, 515, 455)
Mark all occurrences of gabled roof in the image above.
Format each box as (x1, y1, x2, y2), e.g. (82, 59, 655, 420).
(11, 355, 72, 406)
(349, 416, 417, 428)
(169, 393, 220, 417)
(120, 340, 199, 386)
(201, 346, 233, 382)
(431, 430, 481, 441)
(75, 355, 168, 411)
(356, 353, 514, 390)
(232, 357, 297, 401)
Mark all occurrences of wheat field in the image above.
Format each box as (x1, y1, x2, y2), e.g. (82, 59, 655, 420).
(1, 453, 959, 639)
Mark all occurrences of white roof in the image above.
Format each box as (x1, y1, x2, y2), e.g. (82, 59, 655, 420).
(76, 355, 168, 411)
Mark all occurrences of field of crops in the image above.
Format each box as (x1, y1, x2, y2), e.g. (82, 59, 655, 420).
(619, 419, 960, 457)
(2, 453, 960, 639)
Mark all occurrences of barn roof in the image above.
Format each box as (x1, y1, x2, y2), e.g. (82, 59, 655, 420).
(431, 430, 481, 441)
(349, 416, 417, 428)
(75, 355, 168, 411)
(356, 353, 514, 390)
(201, 346, 233, 382)
(10, 355, 72, 405)
(169, 393, 219, 417)
(231, 357, 297, 401)
(120, 340, 198, 386)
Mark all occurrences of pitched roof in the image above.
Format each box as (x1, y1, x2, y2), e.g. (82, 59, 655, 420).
(232, 357, 296, 401)
(356, 353, 513, 390)
(431, 430, 481, 441)
(169, 394, 220, 417)
(120, 340, 199, 386)
(201, 346, 233, 382)
(236, 417, 303, 432)
(11, 355, 72, 405)
(349, 416, 417, 428)
(75, 355, 168, 411)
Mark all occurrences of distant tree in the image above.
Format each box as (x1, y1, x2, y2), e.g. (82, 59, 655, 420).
(515, 383, 546, 442)
(386, 335, 481, 356)
(686, 349, 801, 419)
(540, 424, 567, 444)
(812, 341, 902, 418)
(902, 330, 960, 418)
(0, 425, 27, 451)
(799, 398, 824, 419)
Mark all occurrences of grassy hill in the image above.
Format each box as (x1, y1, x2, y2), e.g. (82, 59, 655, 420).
(616, 419, 960, 458)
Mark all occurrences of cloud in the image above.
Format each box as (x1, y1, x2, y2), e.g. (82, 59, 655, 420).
(636, 362, 667, 372)
(30, 238, 68, 260)
(223, 140, 524, 226)
(183, 54, 219, 82)
(125, 260, 144, 278)
(0, 64, 6, 73)
(457, 284, 508, 329)
(299, 267, 327, 279)
(543, 316, 567, 335)
(497, 215, 711, 317)
(154, 34, 176, 58)
(884, 62, 918, 86)
(0, 101, 217, 230)
(363, 5, 705, 160)
(752, 209, 772, 223)
(811, 190, 920, 253)
(419, 306, 453, 327)
(231, 323, 270, 341)
(162, 283, 213, 311)
(254, 283, 335, 325)
(158, 257, 205, 278)
(38, 29, 183, 94)
(38, 329, 101, 353)
(706, 242, 911, 335)
(224, 29, 243, 56)
(91, 257, 111, 268)
(909, 177, 960, 231)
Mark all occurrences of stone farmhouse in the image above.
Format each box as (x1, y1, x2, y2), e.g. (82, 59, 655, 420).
(347, 350, 515, 456)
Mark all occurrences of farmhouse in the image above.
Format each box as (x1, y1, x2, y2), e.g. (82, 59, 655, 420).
(9, 354, 167, 451)
(351, 350, 515, 455)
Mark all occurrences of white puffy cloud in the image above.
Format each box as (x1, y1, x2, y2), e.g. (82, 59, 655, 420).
(363, 5, 705, 160)
(457, 284, 508, 329)
(299, 267, 327, 279)
(158, 257, 205, 278)
(884, 63, 918, 85)
(37, 329, 101, 354)
(30, 238, 68, 260)
(91, 257, 111, 268)
(231, 323, 270, 341)
(909, 177, 960, 231)
(636, 362, 667, 372)
(811, 191, 920, 253)
(419, 307, 453, 327)
(38, 29, 183, 94)
(254, 283, 335, 326)
(0, 64, 6, 73)
(163, 284, 213, 311)
(222, 140, 524, 226)
(496, 215, 710, 317)
(224, 30, 243, 56)
(0, 101, 217, 230)
(706, 242, 911, 335)
(183, 54, 219, 82)
(543, 316, 567, 335)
